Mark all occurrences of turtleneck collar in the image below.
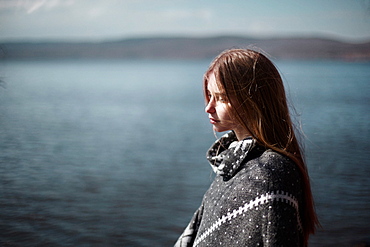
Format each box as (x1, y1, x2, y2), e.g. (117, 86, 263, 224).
(206, 131, 256, 181)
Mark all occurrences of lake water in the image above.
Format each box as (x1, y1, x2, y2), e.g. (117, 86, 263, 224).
(0, 59, 369, 246)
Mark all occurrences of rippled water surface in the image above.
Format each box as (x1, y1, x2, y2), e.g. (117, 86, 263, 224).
(0, 59, 369, 246)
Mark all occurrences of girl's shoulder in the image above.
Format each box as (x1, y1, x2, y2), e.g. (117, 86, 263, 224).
(237, 148, 303, 193)
(247, 148, 299, 174)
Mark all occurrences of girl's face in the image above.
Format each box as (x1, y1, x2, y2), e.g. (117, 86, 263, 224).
(205, 73, 250, 140)
(205, 73, 245, 138)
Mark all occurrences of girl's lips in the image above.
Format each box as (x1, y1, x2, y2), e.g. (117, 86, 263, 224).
(209, 118, 219, 124)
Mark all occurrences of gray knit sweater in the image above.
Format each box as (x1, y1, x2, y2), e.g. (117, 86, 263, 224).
(175, 132, 304, 246)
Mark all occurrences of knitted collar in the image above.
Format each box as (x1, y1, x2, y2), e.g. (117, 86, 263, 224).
(207, 131, 256, 181)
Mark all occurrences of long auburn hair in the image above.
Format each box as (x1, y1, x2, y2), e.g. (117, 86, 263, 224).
(203, 48, 319, 243)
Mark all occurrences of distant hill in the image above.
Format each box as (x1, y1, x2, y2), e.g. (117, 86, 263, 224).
(1, 36, 370, 61)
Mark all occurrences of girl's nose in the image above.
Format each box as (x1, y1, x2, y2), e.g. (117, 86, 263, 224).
(205, 99, 215, 114)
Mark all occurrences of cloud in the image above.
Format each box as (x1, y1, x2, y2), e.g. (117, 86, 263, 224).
(27, 0, 48, 13)
(160, 8, 212, 21)
(0, 0, 75, 13)
(0, 0, 369, 41)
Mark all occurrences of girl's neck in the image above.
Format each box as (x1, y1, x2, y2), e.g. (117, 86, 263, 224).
(234, 128, 251, 141)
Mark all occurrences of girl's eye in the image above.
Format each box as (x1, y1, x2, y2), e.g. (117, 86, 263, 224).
(217, 96, 227, 103)
(206, 92, 227, 103)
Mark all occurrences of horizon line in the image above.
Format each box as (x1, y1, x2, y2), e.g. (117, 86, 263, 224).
(1, 33, 370, 44)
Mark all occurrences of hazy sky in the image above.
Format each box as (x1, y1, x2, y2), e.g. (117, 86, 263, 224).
(1, 0, 370, 42)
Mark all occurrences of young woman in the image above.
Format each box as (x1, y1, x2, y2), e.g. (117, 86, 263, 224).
(175, 49, 319, 246)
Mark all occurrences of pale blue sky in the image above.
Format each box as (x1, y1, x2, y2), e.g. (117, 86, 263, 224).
(1, 0, 370, 42)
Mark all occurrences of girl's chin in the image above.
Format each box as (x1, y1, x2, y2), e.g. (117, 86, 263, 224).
(213, 125, 230, 133)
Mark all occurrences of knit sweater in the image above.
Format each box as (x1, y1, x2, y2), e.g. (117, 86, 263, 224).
(175, 132, 304, 247)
